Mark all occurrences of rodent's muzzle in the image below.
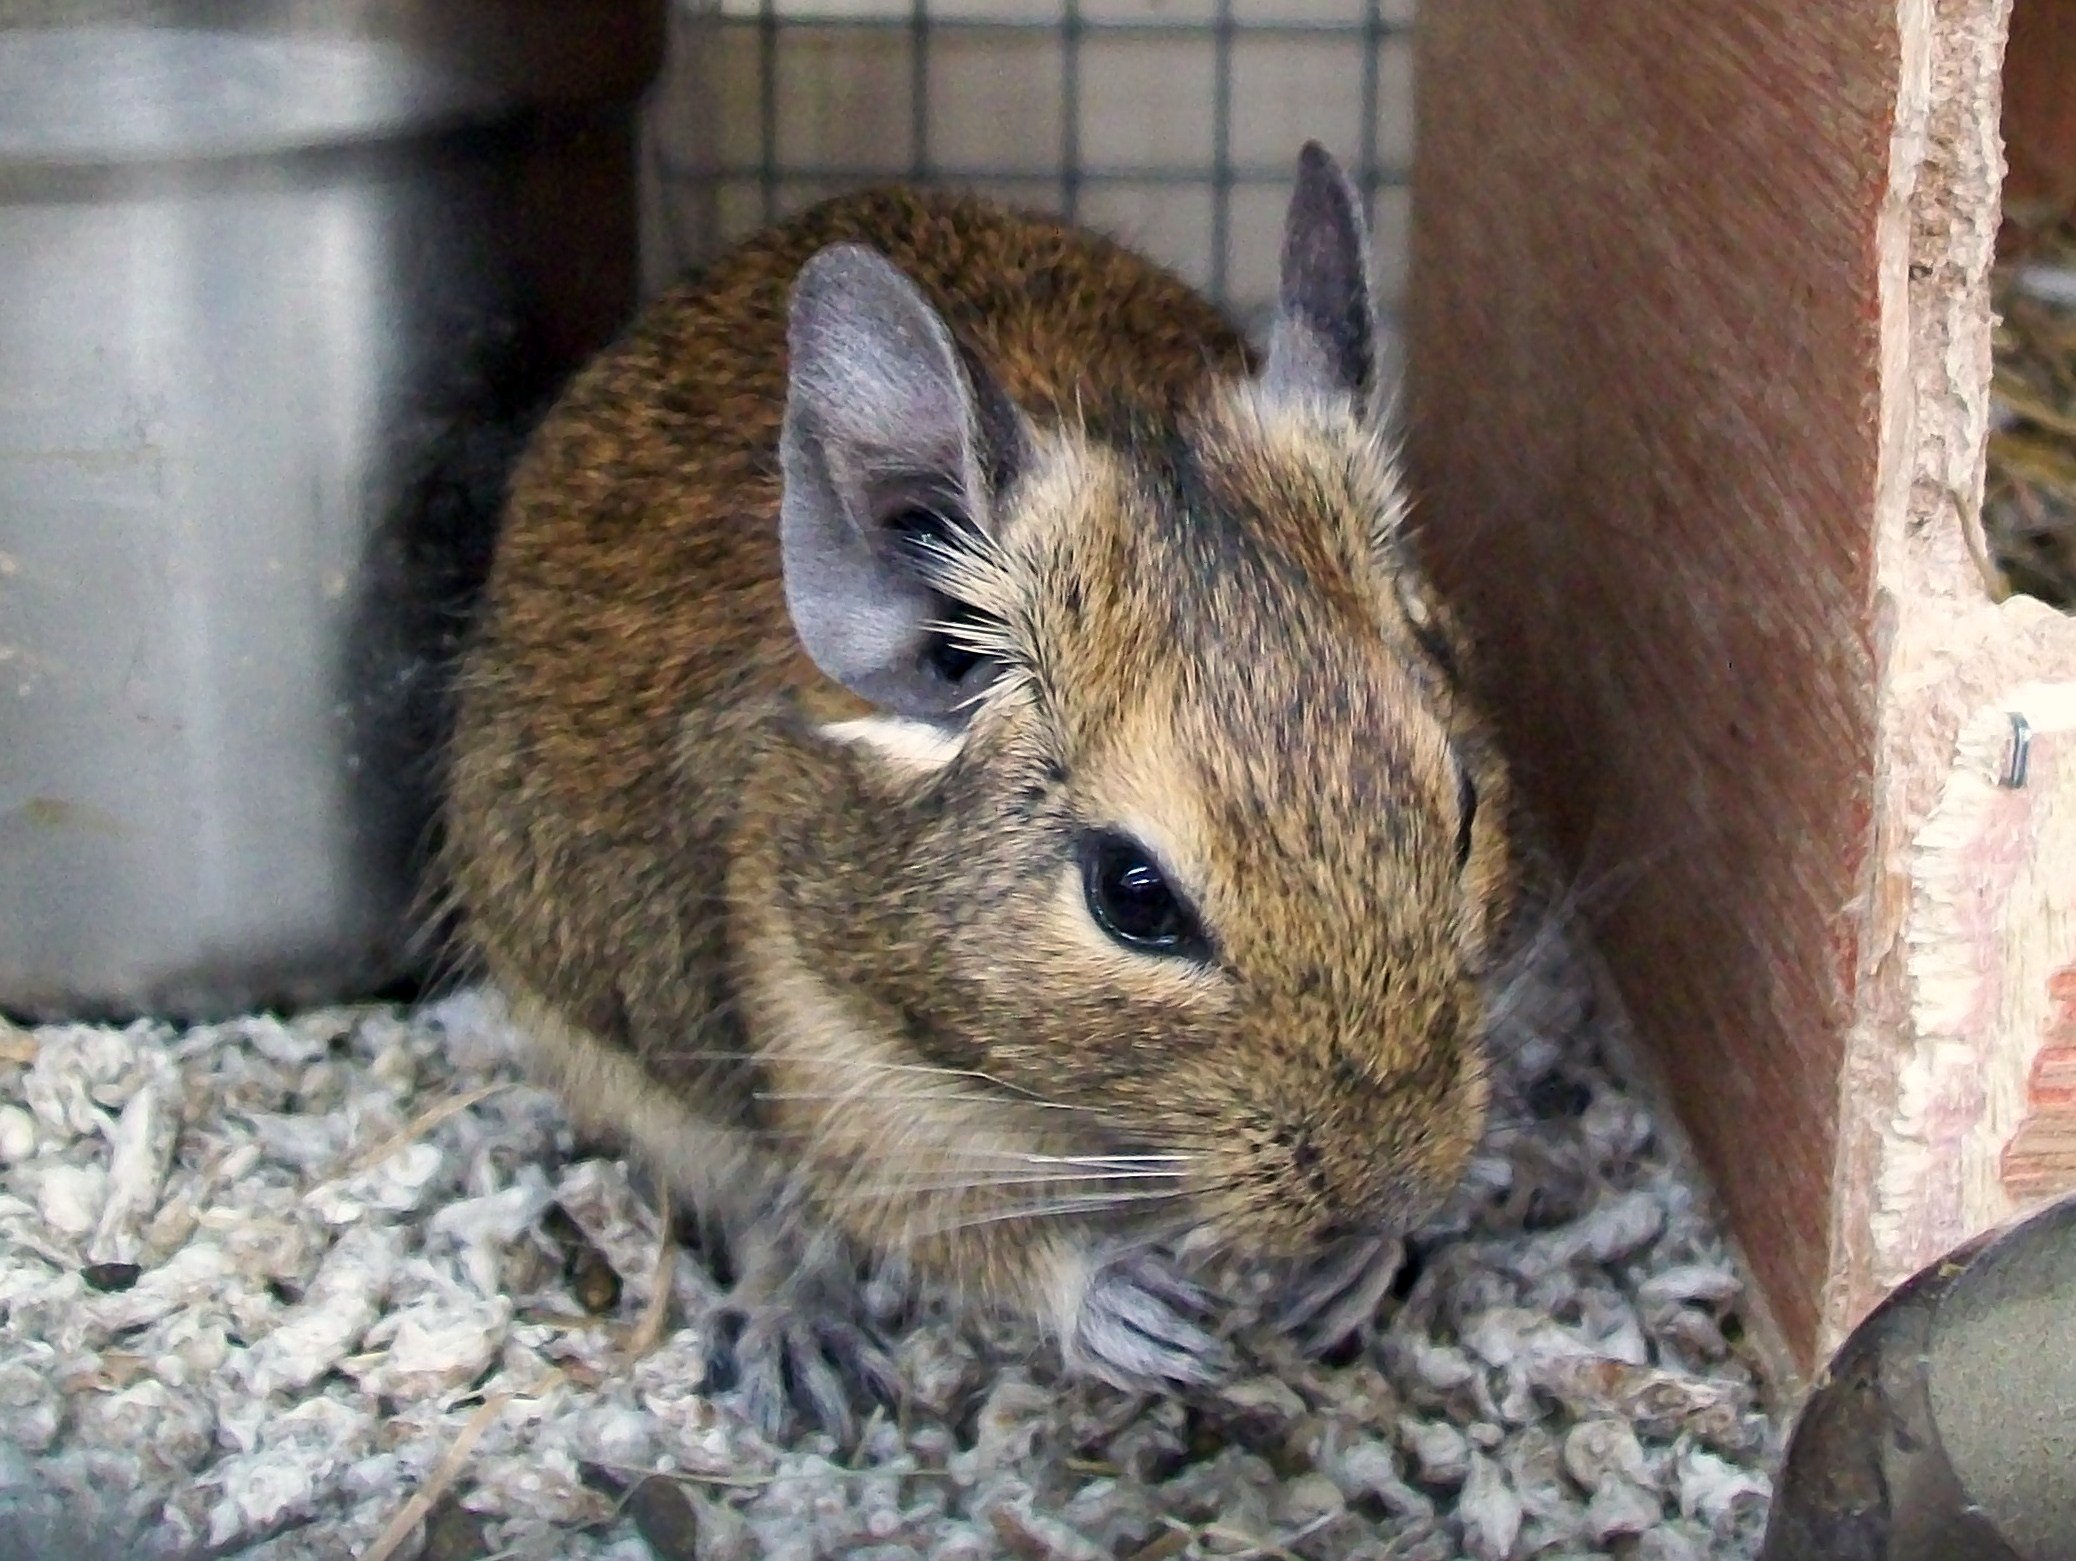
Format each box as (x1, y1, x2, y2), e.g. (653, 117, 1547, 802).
(1184, 1027, 1488, 1257)
(1194, 1109, 1479, 1260)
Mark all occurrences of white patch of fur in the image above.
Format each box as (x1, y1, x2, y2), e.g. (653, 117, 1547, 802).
(818, 715, 967, 772)
(1040, 1237, 1097, 1351)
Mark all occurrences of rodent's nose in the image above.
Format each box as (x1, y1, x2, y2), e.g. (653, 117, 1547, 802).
(1294, 1096, 1477, 1240)
(1279, 1122, 1407, 1235)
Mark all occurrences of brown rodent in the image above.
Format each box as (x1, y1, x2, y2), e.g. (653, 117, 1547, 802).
(445, 143, 1516, 1434)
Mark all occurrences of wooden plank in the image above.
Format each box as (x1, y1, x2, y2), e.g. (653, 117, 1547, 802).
(2007, 996, 2076, 1199)
(1406, 0, 2076, 1365)
(1824, 0, 2076, 1346)
(1405, 1, 1897, 1365)
(1879, 673, 2076, 1282)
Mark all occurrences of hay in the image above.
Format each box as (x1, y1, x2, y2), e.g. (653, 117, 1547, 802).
(1986, 212, 2076, 609)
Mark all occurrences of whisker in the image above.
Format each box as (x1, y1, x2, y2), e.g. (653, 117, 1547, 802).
(851, 1170, 1190, 1195)
(819, 1144, 1193, 1161)
(905, 1188, 1193, 1241)
(1012, 1152, 1194, 1166)
(753, 1089, 1095, 1114)
(743, 1128, 1149, 1159)
(655, 1050, 1104, 1110)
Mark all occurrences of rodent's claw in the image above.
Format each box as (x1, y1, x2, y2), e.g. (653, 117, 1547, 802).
(1269, 1233, 1403, 1354)
(703, 1302, 902, 1445)
(1069, 1252, 1234, 1394)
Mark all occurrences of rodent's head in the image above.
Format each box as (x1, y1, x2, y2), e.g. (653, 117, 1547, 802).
(766, 145, 1512, 1263)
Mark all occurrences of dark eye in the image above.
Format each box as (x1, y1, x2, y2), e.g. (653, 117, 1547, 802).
(1081, 832, 1208, 958)
(1454, 762, 1479, 871)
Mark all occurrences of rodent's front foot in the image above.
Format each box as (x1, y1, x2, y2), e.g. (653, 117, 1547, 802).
(1066, 1250, 1235, 1394)
(702, 1296, 901, 1445)
(1268, 1233, 1404, 1355)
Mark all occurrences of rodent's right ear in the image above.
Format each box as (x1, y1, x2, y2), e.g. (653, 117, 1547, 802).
(1263, 142, 1377, 409)
(779, 244, 1028, 726)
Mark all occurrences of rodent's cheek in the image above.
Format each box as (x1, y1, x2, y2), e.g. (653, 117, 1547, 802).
(1453, 1042, 1494, 1149)
(1458, 804, 1515, 948)
(1041, 868, 1231, 1011)
(1399, 1045, 1494, 1215)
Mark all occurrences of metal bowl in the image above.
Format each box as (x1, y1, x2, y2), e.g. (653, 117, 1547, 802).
(0, 2, 665, 1020)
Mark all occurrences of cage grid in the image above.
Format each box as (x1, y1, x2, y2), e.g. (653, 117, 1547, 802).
(641, 0, 1418, 334)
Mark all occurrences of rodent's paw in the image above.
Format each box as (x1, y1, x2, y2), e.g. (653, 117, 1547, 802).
(702, 1300, 902, 1445)
(1066, 1251, 1234, 1394)
(1268, 1233, 1404, 1355)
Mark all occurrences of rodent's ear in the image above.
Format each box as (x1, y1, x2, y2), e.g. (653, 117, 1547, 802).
(779, 243, 1024, 724)
(1263, 141, 1376, 408)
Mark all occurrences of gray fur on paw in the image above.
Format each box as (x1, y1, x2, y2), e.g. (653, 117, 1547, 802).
(1067, 1251, 1233, 1393)
(1270, 1233, 1403, 1352)
(703, 1299, 901, 1444)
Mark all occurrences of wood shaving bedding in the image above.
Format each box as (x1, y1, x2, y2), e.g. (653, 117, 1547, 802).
(0, 939, 1780, 1559)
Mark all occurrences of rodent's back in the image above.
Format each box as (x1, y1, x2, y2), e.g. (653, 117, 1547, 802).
(447, 187, 1252, 1057)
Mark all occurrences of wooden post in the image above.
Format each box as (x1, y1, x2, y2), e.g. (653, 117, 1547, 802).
(1407, 0, 2076, 1370)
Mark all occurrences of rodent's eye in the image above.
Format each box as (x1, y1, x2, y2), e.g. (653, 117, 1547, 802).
(1454, 761, 1479, 872)
(1081, 832, 1209, 960)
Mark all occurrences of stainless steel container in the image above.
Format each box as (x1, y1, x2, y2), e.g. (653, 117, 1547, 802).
(0, 3, 665, 1020)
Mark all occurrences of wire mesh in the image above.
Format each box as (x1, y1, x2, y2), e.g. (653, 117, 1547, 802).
(640, 0, 1416, 333)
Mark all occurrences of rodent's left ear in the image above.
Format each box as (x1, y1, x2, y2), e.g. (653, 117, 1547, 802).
(779, 244, 1030, 725)
(1263, 142, 1376, 409)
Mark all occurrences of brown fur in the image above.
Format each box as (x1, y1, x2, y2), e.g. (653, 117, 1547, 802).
(445, 184, 1515, 1357)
